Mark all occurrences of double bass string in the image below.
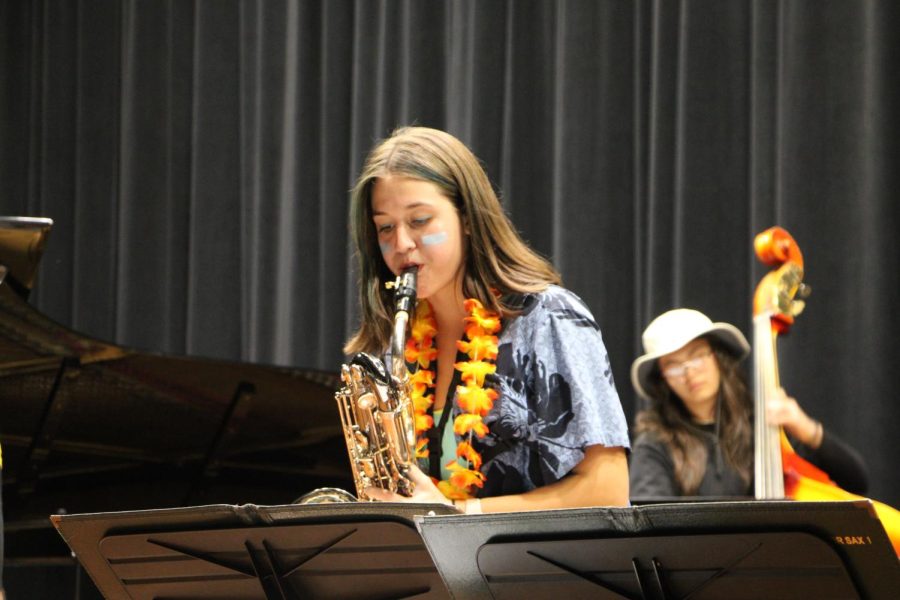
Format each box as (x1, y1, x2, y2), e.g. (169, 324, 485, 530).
(753, 312, 784, 500)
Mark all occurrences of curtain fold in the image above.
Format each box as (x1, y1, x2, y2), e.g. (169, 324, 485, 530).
(1, 0, 898, 505)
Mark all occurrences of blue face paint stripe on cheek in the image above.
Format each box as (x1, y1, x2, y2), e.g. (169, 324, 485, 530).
(379, 242, 391, 254)
(421, 231, 448, 246)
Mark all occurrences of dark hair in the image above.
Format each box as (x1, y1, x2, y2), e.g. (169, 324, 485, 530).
(633, 336, 753, 494)
(344, 126, 560, 354)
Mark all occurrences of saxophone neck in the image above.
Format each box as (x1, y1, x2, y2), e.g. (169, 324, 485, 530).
(387, 266, 418, 380)
(391, 310, 410, 379)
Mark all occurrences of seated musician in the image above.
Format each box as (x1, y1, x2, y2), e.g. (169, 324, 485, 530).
(344, 126, 630, 513)
(629, 308, 868, 499)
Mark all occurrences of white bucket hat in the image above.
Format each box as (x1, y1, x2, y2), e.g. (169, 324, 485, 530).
(630, 308, 750, 401)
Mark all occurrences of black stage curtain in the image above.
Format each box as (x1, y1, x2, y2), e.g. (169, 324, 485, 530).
(2, 1, 898, 506)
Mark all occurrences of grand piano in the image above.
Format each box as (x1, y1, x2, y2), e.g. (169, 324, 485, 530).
(0, 217, 352, 589)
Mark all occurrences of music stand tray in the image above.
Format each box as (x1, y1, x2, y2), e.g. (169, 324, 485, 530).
(52, 502, 455, 600)
(416, 500, 899, 600)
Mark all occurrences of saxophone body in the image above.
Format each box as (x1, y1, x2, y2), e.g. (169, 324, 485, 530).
(335, 267, 419, 500)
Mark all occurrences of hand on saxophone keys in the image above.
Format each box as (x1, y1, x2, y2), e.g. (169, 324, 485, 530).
(364, 464, 482, 512)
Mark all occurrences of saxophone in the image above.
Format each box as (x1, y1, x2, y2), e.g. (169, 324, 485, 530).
(334, 267, 419, 500)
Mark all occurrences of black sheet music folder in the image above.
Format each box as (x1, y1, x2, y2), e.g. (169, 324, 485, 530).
(52, 502, 455, 600)
(416, 500, 898, 600)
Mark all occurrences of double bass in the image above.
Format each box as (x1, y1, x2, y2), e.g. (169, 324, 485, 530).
(752, 226, 900, 556)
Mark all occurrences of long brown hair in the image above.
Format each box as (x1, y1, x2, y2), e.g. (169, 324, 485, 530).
(634, 337, 753, 494)
(344, 126, 560, 354)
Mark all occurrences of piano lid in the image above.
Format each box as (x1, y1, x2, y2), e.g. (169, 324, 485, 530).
(0, 216, 53, 295)
(0, 217, 352, 559)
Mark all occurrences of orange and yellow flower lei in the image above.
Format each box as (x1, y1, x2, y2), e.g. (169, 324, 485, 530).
(405, 298, 501, 500)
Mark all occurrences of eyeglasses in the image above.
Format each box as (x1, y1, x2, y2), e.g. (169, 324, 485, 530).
(660, 351, 713, 380)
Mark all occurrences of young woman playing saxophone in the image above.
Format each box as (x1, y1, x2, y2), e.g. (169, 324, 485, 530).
(344, 127, 630, 513)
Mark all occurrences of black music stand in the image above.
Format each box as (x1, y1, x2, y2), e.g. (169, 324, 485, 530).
(416, 500, 899, 600)
(52, 502, 455, 599)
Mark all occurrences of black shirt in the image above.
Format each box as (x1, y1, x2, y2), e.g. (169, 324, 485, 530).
(629, 424, 869, 500)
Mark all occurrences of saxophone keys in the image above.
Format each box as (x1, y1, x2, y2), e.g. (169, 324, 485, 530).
(357, 392, 376, 410)
(353, 430, 369, 451)
(360, 458, 376, 480)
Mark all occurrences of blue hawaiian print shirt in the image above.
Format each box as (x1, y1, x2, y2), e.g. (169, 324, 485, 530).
(440, 285, 630, 497)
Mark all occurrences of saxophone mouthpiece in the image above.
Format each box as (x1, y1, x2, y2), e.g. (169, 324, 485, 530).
(393, 266, 418, 314)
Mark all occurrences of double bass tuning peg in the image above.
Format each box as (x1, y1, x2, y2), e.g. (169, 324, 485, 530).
(790, 283, 810, 316)
(791, 283, 812, 317)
